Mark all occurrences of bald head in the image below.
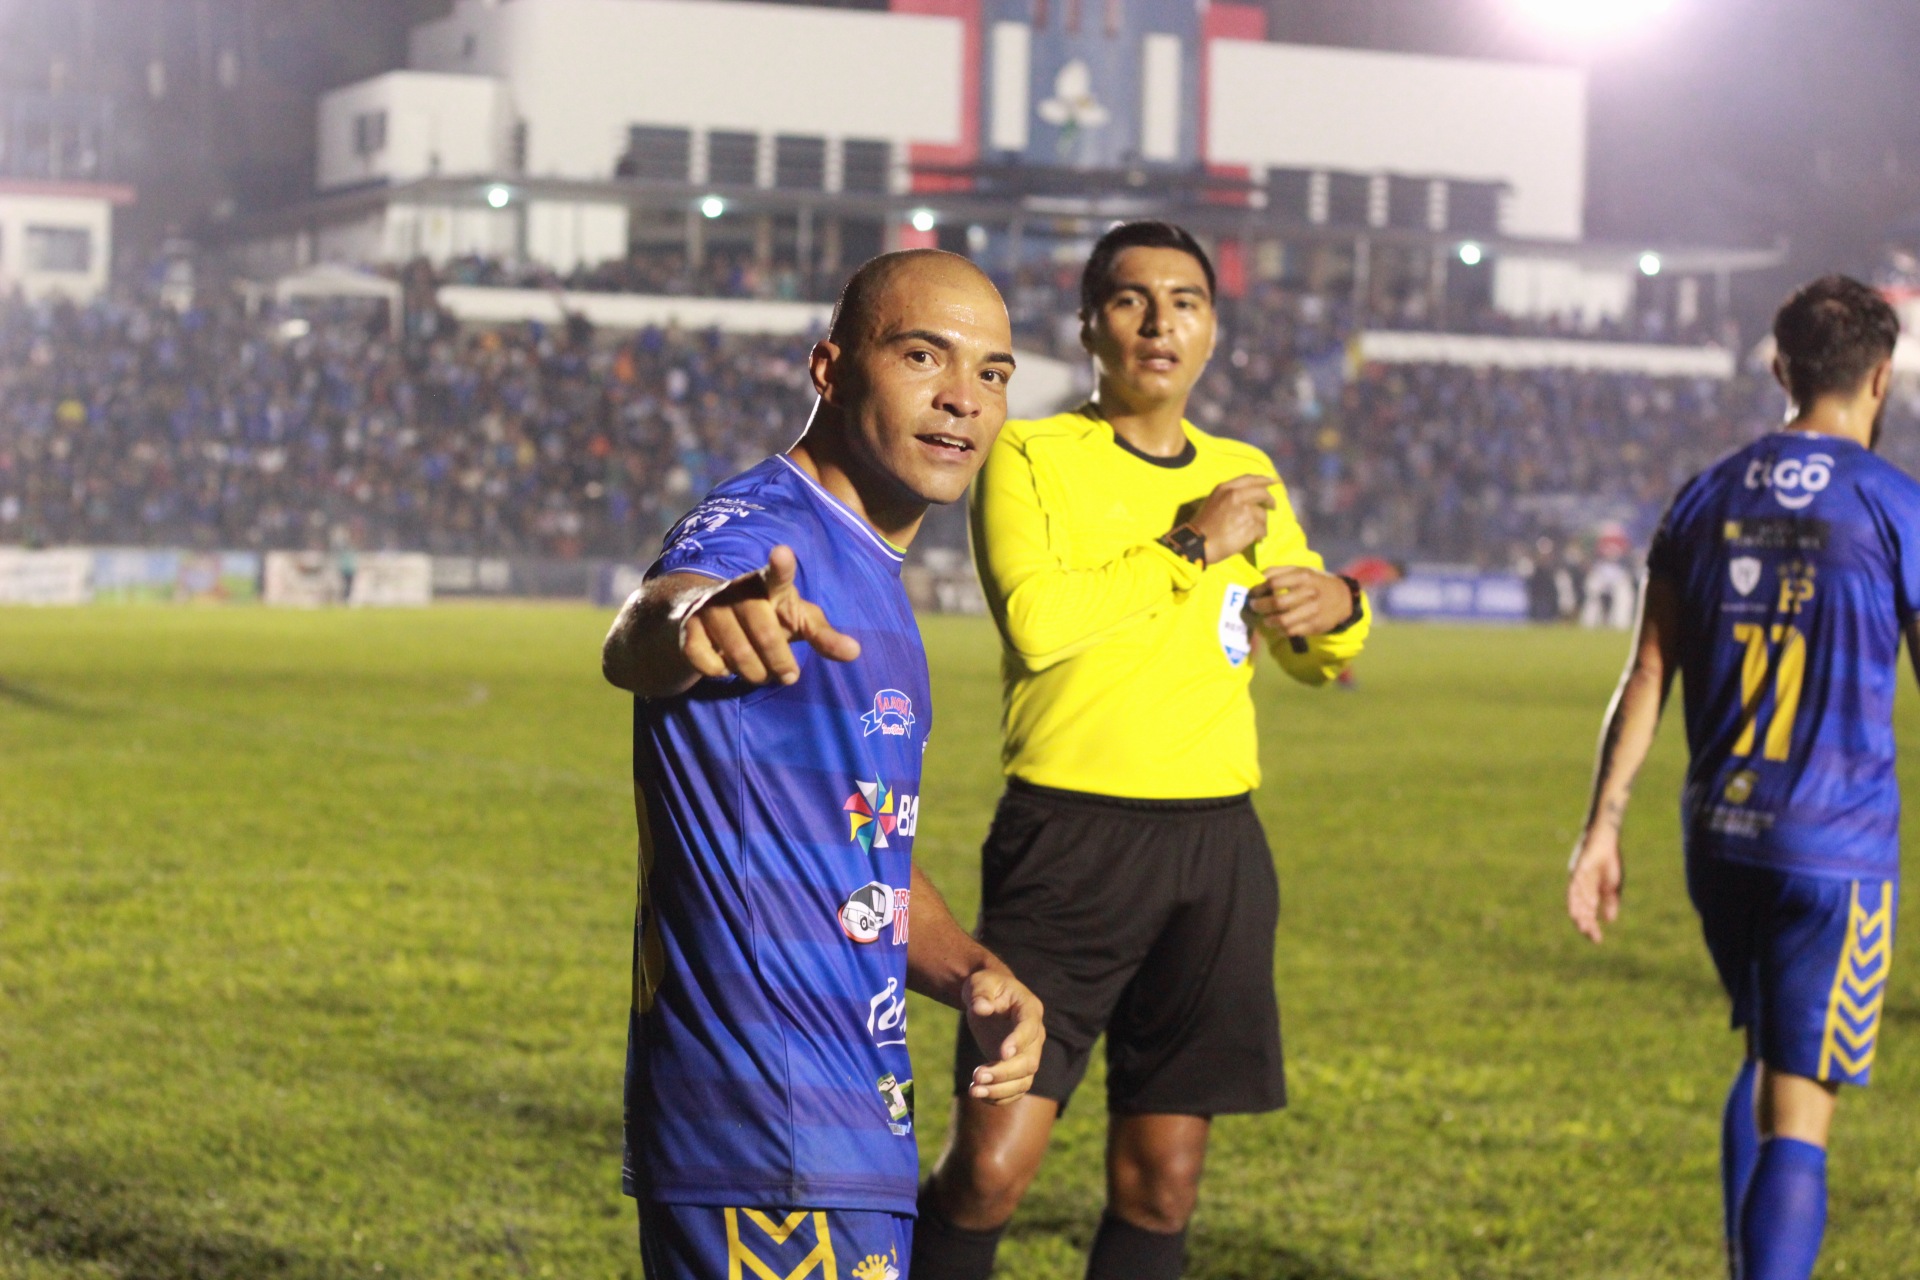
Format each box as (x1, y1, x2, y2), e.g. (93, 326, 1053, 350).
(826, 249, 1001, 352)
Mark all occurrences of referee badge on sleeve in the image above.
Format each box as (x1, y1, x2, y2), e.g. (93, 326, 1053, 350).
(1219, 583, 1252, 666)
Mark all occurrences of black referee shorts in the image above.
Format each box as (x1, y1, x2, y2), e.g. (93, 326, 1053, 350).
(953, 779, 1286, 1116)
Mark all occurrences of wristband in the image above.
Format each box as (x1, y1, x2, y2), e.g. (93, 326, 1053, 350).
(1157, 523, 1207, 566)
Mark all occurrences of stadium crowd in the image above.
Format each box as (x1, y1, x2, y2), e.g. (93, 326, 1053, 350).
(4, 279, 1913, 566)
(0, 293, 814, 558)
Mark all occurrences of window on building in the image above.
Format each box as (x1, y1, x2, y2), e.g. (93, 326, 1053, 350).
(1387, 176, 1431, 231)
(1266, 168, 1314, 223)
(623, 126, 691, 182)
(707, 131, 759, 187)
(26, 225, 91, 274)
(841, 139, 890, 194)
(353, 110, 388, 157)
(1326, 172, 1371, 228)
(1448, 182, 1503, 236)
(774, 135, 826, 191)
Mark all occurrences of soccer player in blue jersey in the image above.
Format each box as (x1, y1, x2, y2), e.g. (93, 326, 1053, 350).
(1568, 275, 1916, 1280)
(601, 250, 1047, 1280)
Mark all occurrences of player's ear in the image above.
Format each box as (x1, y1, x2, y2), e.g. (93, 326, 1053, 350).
(1771, 353, 1791, 398)
(1870, 355, 1894, 401)
(809, 339, 845, 405)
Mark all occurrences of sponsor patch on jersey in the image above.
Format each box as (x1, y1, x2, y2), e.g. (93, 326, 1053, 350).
(1722, 516, 1830, 552)
(861, 689, 916, 738)
(875, 1071, 914, 1136)
(1218, 583, 1252, 666)
(1729, 557, 1762, 597)
(1745, 454, 1835, 511)
(844, 779, 918, 852)
(1724, 769, 1759, 805)
(868, 978, 908, 1049)
(838, 881, 910, 945)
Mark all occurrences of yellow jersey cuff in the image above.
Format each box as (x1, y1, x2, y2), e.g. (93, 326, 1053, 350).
(1144, 537, 1207, 593)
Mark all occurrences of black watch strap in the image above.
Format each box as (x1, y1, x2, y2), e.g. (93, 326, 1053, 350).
(1157, 524, 1207, 566)
(1328, 574, 1366, 633)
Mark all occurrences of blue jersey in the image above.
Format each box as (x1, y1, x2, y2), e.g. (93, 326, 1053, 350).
(623, 455, 930, 1213)
(1650, 432, 1920, 879)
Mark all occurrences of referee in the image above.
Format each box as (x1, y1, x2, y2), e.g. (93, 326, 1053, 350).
(911, 221, 1369, 1280)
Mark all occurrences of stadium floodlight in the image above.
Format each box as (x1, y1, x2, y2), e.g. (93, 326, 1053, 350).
(1458, 242, 1483, 267)
(909, 208, 937, 234)
(1508, 0, 1676, 39)
(485, 184, 512, 210)
(699, 195, 726, 219)
(1639, 252, 1663, 277)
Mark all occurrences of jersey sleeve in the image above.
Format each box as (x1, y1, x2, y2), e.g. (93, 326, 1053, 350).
(1253, 475, 1370, 685)
(1874, 474, 1920, 625)
(649, 493, 786, 584)
(971, 427, 1204, 672)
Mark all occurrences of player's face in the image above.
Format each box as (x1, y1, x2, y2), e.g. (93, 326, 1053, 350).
(1082, 246, 1217, 410)
(822, 265, 1016, 507)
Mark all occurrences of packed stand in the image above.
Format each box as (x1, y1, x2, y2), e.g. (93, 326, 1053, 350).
(0, 293, 818, 559)
(4, 284, 1918, 569)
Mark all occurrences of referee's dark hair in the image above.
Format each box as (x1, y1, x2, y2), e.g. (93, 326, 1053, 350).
(1079, 220, 1216, 318)
(1773, 275, 1899, 407)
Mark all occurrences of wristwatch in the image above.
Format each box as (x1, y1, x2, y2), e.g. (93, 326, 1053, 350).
(1329, 574, 1366, 633)
(1157, 523, 1207, 566)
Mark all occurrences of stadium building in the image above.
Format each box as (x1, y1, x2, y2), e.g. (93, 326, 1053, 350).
(233, 0, 1776, 333)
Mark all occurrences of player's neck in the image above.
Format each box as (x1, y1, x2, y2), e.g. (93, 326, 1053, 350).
(1090, 387, 1189, 458)
(1786, 397, 1878, 451)
(785, 434, 926, 549)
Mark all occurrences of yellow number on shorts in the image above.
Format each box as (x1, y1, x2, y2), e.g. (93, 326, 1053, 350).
(1731, 622, 1806, 762)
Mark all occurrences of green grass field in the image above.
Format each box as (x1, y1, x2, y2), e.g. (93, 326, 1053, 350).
(2, 607, 1916, 1279)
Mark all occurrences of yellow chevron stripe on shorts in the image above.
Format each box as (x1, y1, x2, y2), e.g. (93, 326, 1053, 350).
(724, 1208, 838, 1280)
(1817, 881, 1893, 1081)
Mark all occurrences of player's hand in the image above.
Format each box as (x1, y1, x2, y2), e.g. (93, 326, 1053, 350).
(1249, 566, 1357, 638)
(1567, 828, 1625, 944)
(1185, 475, 1279, 565)
(961, 967, 1046, 1105)
(681, 545, 861, 685)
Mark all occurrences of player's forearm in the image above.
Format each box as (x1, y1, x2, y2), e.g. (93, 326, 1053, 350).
(904, 863, 1006, 1009)
(995, 544, 1200, 670)
(1582, 660, 1666, 836)
(600, 574, 723, 699)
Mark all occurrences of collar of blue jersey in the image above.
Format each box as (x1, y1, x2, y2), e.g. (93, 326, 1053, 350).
(775, 455, 908, 567)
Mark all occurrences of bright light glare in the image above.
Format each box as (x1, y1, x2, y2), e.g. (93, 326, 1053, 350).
(1458, 242, 1483, 267)
(1639, 252, 1663, 277)
(909, 208, 937, 233)
(699, 195, 726, 219)
(485, 184, 511, 209)
(1509, 0, 1674, 38)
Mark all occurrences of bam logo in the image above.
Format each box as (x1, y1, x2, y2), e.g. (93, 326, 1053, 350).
(723, 1208, 838, 1280)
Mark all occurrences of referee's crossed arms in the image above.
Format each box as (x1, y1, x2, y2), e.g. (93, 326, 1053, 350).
(1175, 472, 1362, 640)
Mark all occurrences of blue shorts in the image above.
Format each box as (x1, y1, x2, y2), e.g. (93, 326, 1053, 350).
(638, 1201, 912, 1280)
(1687, 856, 1897, 1086)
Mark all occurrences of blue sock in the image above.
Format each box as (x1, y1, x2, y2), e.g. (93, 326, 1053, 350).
(1738, 1137, 1827, 1280)
(1721, 1059, 1759, 1255)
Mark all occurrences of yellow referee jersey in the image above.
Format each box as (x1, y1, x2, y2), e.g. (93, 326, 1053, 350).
(969, 407, 1370, 799)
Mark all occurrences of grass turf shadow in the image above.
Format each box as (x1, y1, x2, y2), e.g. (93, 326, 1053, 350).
(0, 1154, 381, 1280)
(0, 676, 92, 716)
(1008, 1195, 1377, 1280)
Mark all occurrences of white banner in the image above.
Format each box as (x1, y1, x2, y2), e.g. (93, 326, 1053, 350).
(263, 552, 345, 607)
(348, 553, 432, 608)
(1358, 330, 1737, 379)
(0, 549, 93, 605)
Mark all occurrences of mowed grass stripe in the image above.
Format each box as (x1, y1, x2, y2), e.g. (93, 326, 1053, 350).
(1, 608, 1915, 1279)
